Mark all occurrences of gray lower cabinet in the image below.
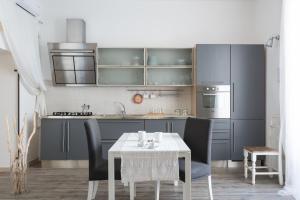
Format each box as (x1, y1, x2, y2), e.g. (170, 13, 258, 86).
(231, 120, 265, 160)
(99, 120, 145, 159)
(144, 119, 186, 137)
(210, 119, 231, 160)
(99, 120, 145, 140)
(68, 119, 88, 160)
(144, 119, 168, 132)
(212, 140, 231, 160)
(41, 119, 67, 160)
(41, 119, 88, 160)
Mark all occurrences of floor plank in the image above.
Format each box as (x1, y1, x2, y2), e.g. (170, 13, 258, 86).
(0, 168, 294, 200)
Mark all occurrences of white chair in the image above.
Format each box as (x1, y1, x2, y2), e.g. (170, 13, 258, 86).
(243, 117, 283, 185)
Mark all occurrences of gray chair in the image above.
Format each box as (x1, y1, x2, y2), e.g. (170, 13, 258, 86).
(84, 119, 123, 200)
(179, 117, 213, 200)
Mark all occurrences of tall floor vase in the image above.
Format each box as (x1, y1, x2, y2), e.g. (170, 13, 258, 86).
(6, 113, 36, 194)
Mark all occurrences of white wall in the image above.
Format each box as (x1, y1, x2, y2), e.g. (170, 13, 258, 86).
(38, 0, 282, 116)
(255, 0, 282, 169)
(0, 52, 17, 168)
(0, 52, 37, 168)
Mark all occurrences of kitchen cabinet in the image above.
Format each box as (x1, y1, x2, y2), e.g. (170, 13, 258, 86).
(96, 48, 193, 86)
(196, 44, 230, 85)
(144, 119, 168, 132)
(146, 48, 193, 86)
(145, 119, 186, 137)
(41, 119, 67, 160)
(97, 48, 145, 86)
(98, 120, 145, 159)
(97, 68, 144, 86)
(68, 120, 88, 159)
(98, 120, 145, 140)
(41, 118, 189, 160)
(231, 45, 265, 119)
(231, 120, 265, 160)
(210, 119, 231, 160)
(41, 119, 88, 160)
(212, 140, 231, 160)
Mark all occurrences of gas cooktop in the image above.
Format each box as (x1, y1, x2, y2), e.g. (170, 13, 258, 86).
(52, 112, 93, 116)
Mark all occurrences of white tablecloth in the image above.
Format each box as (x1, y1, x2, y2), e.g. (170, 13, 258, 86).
(120, 133, 180, 183)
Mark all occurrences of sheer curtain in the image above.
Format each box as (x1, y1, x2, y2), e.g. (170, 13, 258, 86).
(279, 0, 300, 199)
(0, 0, 46, 116)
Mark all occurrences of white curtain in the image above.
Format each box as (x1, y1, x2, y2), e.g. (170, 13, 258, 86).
(279, 0, 300, 199)
(0, 0, 47, 116)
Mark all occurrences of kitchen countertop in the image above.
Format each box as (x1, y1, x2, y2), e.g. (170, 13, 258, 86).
(42, 114, 194, 120)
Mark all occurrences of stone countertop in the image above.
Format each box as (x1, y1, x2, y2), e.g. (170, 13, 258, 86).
(42, 114, 195, 120)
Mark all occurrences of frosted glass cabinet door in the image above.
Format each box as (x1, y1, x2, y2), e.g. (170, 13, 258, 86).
(147, 48, 192, 66)
(98, 48, 144, 66)
(98, 68, 144, 85)
(147, 68, 192, 86)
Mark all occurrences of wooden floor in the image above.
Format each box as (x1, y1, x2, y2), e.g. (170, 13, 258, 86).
(0, 167, 294, 200)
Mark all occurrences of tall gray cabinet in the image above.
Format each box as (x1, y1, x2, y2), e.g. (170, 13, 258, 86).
(196, 44, 266, 161)
(230, 45, 266, 160)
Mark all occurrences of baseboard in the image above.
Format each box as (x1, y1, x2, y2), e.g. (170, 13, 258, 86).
(41, 160, 88, 168)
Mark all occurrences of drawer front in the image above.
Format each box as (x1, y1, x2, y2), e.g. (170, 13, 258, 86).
(211, 140, 231, 160)
(98, 120, 144, 140)
(102, 140, 115, 160)
(211, 119, 230, 130)
(212, 131, 230, 140)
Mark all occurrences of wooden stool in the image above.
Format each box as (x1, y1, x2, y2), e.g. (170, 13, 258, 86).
(243, 146, 283, 185)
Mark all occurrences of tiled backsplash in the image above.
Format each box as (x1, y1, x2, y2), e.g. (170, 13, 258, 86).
(45, 83, 192, 115)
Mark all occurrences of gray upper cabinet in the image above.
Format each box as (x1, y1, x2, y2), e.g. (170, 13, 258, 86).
(196, 44, 230, 85)
(68, 120, 88, 160)
(41, 119, 67, 160)
(231, 120, 265, 160)
(231, 45, 265, 119)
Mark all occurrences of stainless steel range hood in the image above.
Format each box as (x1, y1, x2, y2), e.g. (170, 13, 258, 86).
(48, 19, 97, 86)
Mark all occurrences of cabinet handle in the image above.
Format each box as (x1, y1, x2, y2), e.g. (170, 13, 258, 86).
(232, 82, 235, 113)
(67, 121, 70, 152)
(232, 122, 235, 152)
(62, 121, 65, 152)
(166, 122, 169, 132)
(171, 122, 173, 132)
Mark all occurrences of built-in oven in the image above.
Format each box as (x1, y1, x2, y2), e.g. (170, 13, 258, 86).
(196, 85, 230, 119)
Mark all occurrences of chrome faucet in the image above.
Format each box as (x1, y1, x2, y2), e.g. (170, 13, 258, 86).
(81, 104, 90, 113)
(114, 102, 126, 118)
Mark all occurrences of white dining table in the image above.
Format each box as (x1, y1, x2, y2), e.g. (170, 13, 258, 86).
(108, 132, 191, 200)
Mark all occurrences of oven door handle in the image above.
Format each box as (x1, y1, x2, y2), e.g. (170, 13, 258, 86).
(202, 93, 217, 96)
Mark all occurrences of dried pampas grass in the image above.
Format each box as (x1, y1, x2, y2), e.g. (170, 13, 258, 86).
(5, 112, 37, 194)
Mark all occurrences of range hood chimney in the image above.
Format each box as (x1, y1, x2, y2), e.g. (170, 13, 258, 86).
(48, 19, 97, 86)
(66, 19, 86, 43)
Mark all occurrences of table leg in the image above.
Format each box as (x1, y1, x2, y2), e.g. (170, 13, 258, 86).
(184, 152, 192, 200)
(108, 153, 115, 200)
